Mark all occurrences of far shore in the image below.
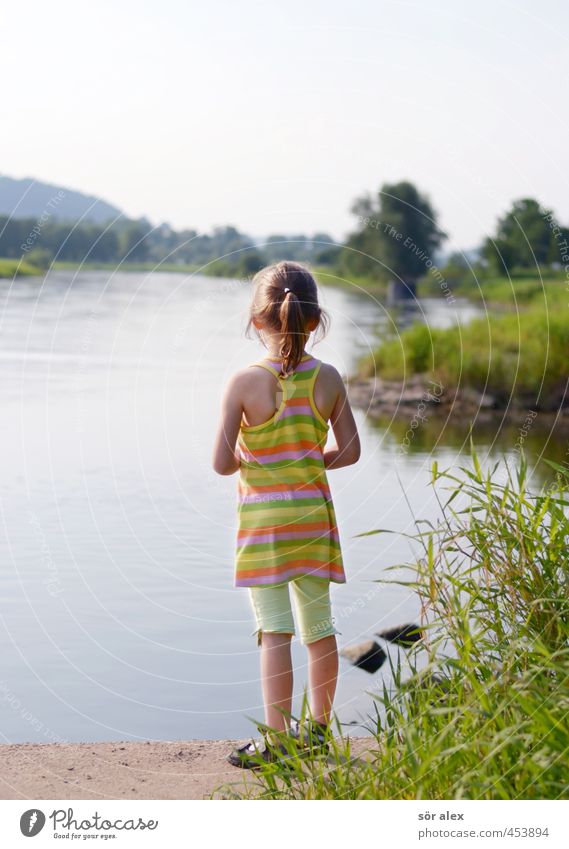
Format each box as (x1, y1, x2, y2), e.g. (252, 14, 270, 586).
(0, 259, 213, 279)
(0, 737, 374, 800)
(0, 260, 387, 294)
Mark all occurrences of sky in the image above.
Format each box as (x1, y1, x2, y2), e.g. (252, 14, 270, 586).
(2, 0, 568, 249)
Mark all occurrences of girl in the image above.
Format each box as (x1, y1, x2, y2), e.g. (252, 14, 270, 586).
(212, 261, 360, 768)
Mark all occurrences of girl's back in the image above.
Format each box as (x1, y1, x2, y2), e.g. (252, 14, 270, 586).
(239, 356, 341, 429)
(236, 353, 344, 588)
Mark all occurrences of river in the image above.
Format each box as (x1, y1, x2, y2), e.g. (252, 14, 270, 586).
(0, 270, 564, 743)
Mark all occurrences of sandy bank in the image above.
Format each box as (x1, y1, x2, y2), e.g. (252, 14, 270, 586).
(0, 737, 373, 800)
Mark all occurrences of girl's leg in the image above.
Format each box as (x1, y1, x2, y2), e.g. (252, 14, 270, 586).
(260, 632, 293, 732)
(306, 634, 338, 725)
(249, 583, 295, 734)
(291, 577, 339, 725)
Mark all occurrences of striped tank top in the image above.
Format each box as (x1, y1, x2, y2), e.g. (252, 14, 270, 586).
(235, 353, 345, 588)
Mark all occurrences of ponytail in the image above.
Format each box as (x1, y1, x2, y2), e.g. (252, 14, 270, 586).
(247, 261, 329, 376)
(279, 290, 305, 376)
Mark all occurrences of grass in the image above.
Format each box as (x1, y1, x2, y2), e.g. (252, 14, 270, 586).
(419, 268, 569, 306)
(0, 257, 44, 278)
(324, 264, 568, 308)
(357, 290, 569, 407)
(218, 444, 569, 799)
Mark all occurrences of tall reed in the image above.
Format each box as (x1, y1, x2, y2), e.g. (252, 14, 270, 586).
(219, 443, 569, 799)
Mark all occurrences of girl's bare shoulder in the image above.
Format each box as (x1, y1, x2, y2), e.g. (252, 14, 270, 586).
(316, 361, 344, 389)
(228, 366, 255, 381)
(225, 364, 275, 395)
(313, 361, 346, 418)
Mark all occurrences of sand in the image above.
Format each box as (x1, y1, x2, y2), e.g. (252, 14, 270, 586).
(0, 738, 373, 800)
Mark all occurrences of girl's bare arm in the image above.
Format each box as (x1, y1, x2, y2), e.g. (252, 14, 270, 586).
(212, 376, 243, 475)
(323, 372, 361, 470)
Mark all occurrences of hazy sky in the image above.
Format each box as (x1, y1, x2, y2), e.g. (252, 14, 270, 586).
(2, 0, 568, 248)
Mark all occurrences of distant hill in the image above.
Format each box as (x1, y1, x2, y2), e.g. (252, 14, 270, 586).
(0, 175, 123, 224)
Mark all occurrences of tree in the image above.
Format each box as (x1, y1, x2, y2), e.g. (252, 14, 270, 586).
(342, 181, 446, 295)
(483, 198, 556, 273)
(88, 227, 120, 262)
(236, 249, 265, 275)
(25, 247, 53, 270)
(118, 220, 151, 262)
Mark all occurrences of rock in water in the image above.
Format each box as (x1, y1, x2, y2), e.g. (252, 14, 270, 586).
(405, 672, 451, 707)
(376, 623, 423, 646)
(340, 640, 386, 673)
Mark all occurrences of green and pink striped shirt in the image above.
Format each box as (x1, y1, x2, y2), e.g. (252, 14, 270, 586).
(235, 354, 345, 588)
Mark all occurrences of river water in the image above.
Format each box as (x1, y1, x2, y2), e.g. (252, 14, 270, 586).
(0, 271, 564, 743)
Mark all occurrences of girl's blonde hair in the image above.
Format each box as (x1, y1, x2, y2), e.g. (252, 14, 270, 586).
(247, 261, 329, 376)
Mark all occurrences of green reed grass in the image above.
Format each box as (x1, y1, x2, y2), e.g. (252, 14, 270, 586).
(358, 302, 569, 405)
(218, 443, 569, 799)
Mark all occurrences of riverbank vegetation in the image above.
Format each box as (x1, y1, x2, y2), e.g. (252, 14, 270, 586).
(335, 186, 568, 302)
(338, 185, 569, 413)
(418, 267, 568, 305)
(357, 278, 568, 410)
(2, 178, 567, 300)
(222, 446, 569, 799)
(0, 213, 339, 279)
(314, 187, 568, 329)
(0, 257, 44, 278)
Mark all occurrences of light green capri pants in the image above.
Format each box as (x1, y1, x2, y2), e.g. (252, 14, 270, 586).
(249, 575, 340, 646)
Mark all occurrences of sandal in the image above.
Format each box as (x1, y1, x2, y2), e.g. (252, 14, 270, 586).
(227, 737, 293, 770)
(289, 720, 330, 752)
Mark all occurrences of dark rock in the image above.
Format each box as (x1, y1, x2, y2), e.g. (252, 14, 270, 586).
(405, 672, 452, 707)
(417, 673, 450, 691)
(340, 640, 386, 673)
(376, 623, 423, 646)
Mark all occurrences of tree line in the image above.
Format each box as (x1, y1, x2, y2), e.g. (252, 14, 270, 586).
(340, 183, 569, 291)
(0, 215, 339, 276)
(1, 183, 567, 284)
